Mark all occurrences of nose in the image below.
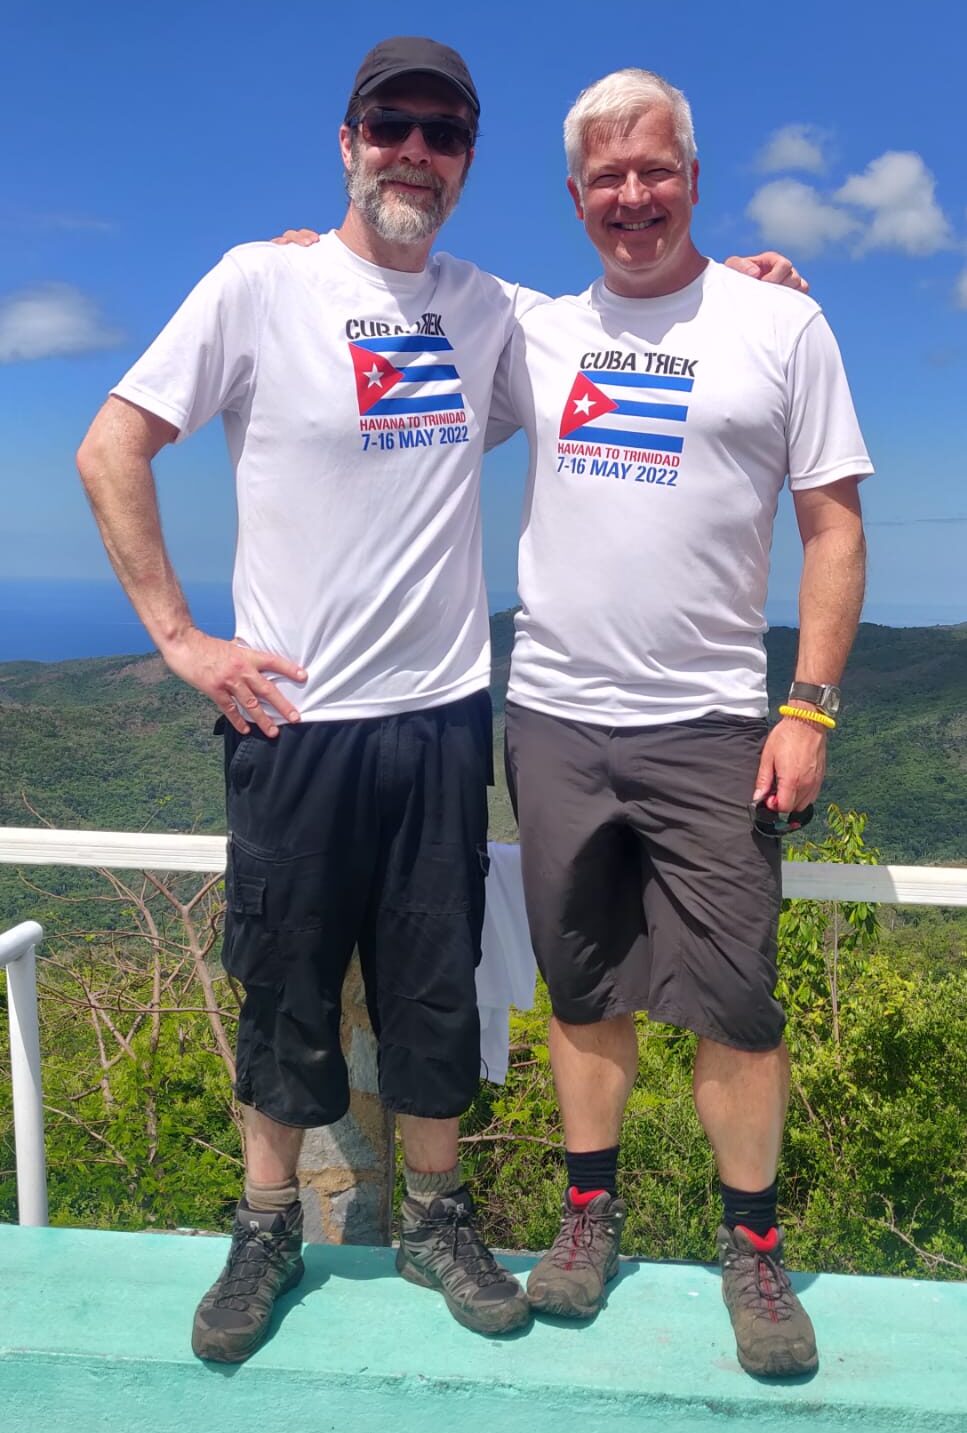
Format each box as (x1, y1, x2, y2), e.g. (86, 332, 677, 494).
(616, 172, 651, 207)
(398, 123, 433, 167)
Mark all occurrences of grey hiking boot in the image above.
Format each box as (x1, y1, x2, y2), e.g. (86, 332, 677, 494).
(717, 1223, 818, 1376)
(191, 1200, 305, 1363)
(527, 1188, 627, 1317)
(396, 1185, 531, 1335)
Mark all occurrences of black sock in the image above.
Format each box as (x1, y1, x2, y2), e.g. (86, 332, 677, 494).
(565, 1146, 619, 1196)
(720, 1179, 778, 1237)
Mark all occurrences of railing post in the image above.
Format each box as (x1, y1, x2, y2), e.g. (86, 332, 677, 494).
(297, 954, 395, 1246)
(0, 920, 48, 1227)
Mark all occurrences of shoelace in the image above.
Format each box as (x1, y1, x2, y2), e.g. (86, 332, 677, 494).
(548, 1206, 605, 1271)
(726, 1246, 796, 1322)
(213, 1228, 293, 1307)
(427, 1205, 507, 1288)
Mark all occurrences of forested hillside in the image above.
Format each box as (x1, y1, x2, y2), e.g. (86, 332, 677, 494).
(490, 615, 967, 859)
(1, 618, 965, 877)
(0, 655, 224, 835)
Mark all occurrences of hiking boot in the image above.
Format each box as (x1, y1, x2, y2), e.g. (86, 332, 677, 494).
(191, 1200, 305, 1363)
(527, 1188, 627, 1317)
(717, 1223, 818, 1376)
(396, 1185, 531, 1335)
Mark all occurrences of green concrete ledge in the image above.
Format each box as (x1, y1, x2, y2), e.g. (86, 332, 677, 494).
(1, 1224, 965, 1432)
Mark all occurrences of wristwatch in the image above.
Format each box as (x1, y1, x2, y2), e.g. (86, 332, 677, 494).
(788, 681, 842, 719)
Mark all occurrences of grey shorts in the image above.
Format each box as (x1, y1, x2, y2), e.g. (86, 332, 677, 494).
(504, 702, 785, 1051)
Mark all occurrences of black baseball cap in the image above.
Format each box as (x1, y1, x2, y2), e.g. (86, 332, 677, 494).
(347, 36, 480, 120)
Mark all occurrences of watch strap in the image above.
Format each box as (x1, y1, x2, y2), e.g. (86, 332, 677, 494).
(788, 681, 841, 717)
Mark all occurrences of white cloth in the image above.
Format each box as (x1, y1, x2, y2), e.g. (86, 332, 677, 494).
(113, 232, 544, 721)
(489, 261, 874, 727)
(477, 842, 537, 1083)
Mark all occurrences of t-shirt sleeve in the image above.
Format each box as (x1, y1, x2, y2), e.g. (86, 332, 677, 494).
(512, 284, 551, 321)
(785, 312, 874, 489)
(110, 253, 258, 440)
(482, 283, 548, 452)
(485, 322, 531, 451)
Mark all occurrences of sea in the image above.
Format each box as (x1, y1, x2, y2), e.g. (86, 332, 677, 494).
(0, 579, 963, 664)
(0, 580, 517, 663)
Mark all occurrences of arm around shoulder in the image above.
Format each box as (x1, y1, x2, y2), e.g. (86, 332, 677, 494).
(723, 250, 809, 292)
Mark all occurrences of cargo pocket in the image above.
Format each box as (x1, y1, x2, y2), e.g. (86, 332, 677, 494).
(229, 834, 328, 929)
(222, 836, 279, 990)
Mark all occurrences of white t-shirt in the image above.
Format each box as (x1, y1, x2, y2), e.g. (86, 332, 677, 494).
(488, 260, 873, 726)
(113, 232, 543, 721)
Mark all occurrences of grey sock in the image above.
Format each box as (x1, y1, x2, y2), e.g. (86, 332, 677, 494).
(244, 1176, 300, 1213)
(404, 1163, 462, 1201)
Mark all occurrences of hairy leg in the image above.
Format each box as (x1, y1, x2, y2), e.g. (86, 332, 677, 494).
(693, 1036, 790, 1190)
(398, 1114, 460, 1173)
(549, 1013, 639, 1151)
(242, 1103, 305, 1184)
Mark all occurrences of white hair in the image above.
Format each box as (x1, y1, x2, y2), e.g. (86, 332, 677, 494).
(563, 69, 697, 187)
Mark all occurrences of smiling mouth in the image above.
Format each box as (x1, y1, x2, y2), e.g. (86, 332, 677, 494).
(612, 217, 662, 231)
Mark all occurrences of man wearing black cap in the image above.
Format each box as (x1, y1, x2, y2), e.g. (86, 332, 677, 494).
(78, 36, 537, 1356)
(350, 34, 480, 120)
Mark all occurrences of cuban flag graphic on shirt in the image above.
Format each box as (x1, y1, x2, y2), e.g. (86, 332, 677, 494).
(559, 368, 692, 453)
(349, 335, 465, 417)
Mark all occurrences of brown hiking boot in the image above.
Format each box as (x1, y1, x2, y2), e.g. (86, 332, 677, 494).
(717, 1223, 818, 1376)
(191, 1200, 304, 1363)
(396, 1185, 531, 1335)
(526, 1188, 627, 1317)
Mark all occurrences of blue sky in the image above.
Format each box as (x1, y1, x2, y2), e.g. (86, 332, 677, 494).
(3, 0, 966, 624)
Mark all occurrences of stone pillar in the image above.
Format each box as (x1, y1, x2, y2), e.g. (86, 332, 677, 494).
(297, 955, 395, 1245)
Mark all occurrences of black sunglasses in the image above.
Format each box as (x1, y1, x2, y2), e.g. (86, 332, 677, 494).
(349, 107, 474, 157)
(748, 802, 814, 838)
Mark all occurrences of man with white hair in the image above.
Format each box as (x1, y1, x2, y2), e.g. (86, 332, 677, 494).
(490, 68, 870, 1376)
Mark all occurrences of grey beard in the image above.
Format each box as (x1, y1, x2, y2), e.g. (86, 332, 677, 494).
(346, 157, 457, 244)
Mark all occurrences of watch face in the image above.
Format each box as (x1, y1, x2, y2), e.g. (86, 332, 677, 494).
(824, 686, 842, 715)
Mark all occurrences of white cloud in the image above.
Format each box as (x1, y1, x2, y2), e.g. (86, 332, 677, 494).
(40, 214, 117, 234)
(0, 209, 117, 235)
(955, 267, 967, 310)
(746, 179, 860, 257)
(0, 283, 124, 363)
(835, 151, 952, 255)
(757, 124, 827, 175)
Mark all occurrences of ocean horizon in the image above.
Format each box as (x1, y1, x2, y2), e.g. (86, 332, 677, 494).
(0, 579, 963, 665)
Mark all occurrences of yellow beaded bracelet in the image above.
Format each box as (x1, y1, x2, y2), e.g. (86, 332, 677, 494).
(778, 704, 837, 731)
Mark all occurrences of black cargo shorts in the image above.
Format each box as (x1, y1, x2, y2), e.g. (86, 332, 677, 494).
(219, 689, 493, 1127)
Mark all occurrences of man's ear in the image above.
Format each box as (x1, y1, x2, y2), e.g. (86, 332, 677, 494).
(339, 124, 354, 172)
(690, 159, 700, 206)
(566, 176, 585, 221)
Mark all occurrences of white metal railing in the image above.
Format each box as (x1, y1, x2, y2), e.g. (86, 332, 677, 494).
(1, 827, 966, 1234)
(0, 920, 48, 1226)
(2, 825, 967, 905)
